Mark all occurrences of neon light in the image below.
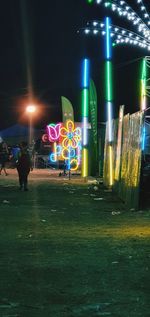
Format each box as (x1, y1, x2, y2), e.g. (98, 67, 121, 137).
(141, 58, 147, 110)
(105, 17, 112, 60)
(47, 123, 62, 142)
(60, 120, 82, 149)
(108, 101, 113, 142)
(87, 0, 93, 3)
(82, 117, 88, 146)
(60, 120, 82, 171)
(81, 58, 90, 178)
(109, 145, 113, 186)
(82, 89, 89, 116)
(105, 17, 113, 186)
(70, 158, 79, 171)
(62, 147, 75, 160)
(82, 58, 90, 88)
(106, 61, 113, 101)
(50, 145, 62, 162)
(82, 148, 88, 177)
(42, 134, 49, 143)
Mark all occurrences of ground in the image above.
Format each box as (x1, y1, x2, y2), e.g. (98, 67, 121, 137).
(0, 169, 150, 317)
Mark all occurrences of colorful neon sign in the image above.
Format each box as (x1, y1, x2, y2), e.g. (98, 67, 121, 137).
(43, 120, 82, 171)
(60, 120, 82, 171)
(47, 123, 62, 142)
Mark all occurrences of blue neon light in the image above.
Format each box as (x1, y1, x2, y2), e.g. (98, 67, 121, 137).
(105, 17, 112, 60)
(81, 58, 90, 88)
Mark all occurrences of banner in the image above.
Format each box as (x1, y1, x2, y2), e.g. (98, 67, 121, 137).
(61, 96, 74, 124)
(89, 79, 98, 175)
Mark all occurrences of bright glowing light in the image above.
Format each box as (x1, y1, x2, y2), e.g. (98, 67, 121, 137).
(82, 58, 90, 88)
(47, 123, 62, 142)
(92, 0, 150, 50)
(44, 121, 82, 171)
(60, 120, 82, 171)
(26, 105, 36, 113)
(81, 58, 90, 178)
(82, 88, 89, 117)
(141, 58, 147, 110)
(105, 17, 112, 59)
(108, 101, 113, 142)
(105, 16, 114, 187)
(109, 145, 113, 186)
(82, 148, 88, 177)
(50, 145, 62, 162)
(82, 117, 88, 146)
(42, 134, 49, 143)
(106, 61, 113, 102)
(60, 120, 82, 149)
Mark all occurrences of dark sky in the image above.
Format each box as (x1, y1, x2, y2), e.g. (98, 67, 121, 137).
(0, 0, 149, 129)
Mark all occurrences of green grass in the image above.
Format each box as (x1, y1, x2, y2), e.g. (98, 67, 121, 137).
(0, 174, 150, 316)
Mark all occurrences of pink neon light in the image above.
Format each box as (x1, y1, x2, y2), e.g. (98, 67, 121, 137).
(47, 123, 62, 142)
(42, 134, 49, 143)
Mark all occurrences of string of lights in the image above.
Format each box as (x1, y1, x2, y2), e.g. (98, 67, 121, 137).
(82, 20, 150, 51)
(93, 1, 150, 38)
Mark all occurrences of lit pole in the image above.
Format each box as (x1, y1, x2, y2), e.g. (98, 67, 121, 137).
(105, 17, 114, 186)
(81, 58, 90, 178)
(26, 104, 36, 146)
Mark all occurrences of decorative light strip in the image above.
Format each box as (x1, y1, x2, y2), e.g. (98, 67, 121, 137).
(105, 17, 113, 186)
(141, 57, 147, 110)
(94, 0, 150, 40)
(81, 21, 150, 51)
(47, 123, 62, 142)
(81, 58, 90, 177)
(82, 58, 90, 88)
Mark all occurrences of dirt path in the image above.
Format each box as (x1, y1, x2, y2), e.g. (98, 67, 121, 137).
(0, 169, 149, 316)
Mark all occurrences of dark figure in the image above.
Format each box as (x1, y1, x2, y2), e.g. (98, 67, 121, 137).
(0, 141, 9, 176)
(63, 160, 67, 176)
(16, 142, 32, 191)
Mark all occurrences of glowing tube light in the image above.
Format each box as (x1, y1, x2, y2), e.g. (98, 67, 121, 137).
(82, 89, 89, 117)
(106, 61, 113, 102)
(82, 148, 88, 177)
(108, 101, 113, 142)
(141, 58, 147, 111)
(83, 117, 88, 146)
(109, 145, 113, 186)
(105, 17, 114, 186)
(81, 58, 90, 178)
(82, 58, 90, 88)
(106, 17, 112, 60)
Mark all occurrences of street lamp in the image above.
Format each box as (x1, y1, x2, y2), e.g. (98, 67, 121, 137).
(26, 104, 37, 146)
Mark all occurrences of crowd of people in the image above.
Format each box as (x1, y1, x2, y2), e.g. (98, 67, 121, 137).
(0, 141, 33, 191)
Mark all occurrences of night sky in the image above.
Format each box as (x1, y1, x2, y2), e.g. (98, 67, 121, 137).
(0, 0, 149, 130)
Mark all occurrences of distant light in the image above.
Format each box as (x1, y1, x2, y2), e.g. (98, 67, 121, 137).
(26, 105, 36, 113)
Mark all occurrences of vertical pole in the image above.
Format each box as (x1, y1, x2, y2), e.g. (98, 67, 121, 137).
(81, 58, 90, 178)
(105, 17, 113, 186)
(141, 57, 147, 111)
(29, 115, 32, 146)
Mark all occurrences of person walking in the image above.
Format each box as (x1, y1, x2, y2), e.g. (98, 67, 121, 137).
(0, 141, 9, 176)
(16, 142, 32, 191)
